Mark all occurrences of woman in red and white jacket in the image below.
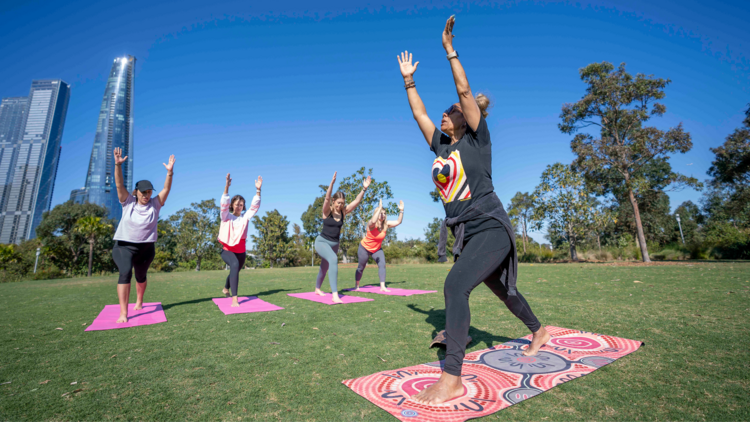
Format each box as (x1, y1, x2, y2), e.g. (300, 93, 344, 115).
(218, 173, 262, 307)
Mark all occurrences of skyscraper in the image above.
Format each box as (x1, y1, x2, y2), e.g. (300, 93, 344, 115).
(0, 80, 70, 244)
(74, 56, 135, 221)
(0, 97, 29, 212)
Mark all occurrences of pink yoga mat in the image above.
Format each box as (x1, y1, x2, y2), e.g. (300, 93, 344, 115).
(212, 296, 284, 315)
(287, 292, 374, 305)
(343, 285, 437, 296)
(85, 302, 167, 331)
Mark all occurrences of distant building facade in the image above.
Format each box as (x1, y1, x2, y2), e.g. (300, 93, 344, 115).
(73, 56, 135, 221)
(0, 80, 70, 243)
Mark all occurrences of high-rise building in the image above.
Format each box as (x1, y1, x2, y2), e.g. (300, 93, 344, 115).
(0, 80, 70, 244)
(74, 56, 135, 221)
(0, 97, 29, 212)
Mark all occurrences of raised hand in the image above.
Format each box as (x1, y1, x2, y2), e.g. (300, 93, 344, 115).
(163, 155, 176, 173)
(442, 15, 455, 52)
(379, 199, 383, 209)
(331, 172, 337, 184)
(363, 176, 372, 190)
(398, 200, 404, 211)
(113, 147, 128, 165)
(255, 176, 263, 190)
(398, 51, 419, 79)
(226, 173, 232, 186)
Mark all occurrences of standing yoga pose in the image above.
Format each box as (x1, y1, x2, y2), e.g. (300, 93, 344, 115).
(398, 16, 549, 404)
(218, 173, 262, 307)
(112, 147, 175, 323)
(314, 171, 371, 303)
(353, 199, 404, 292)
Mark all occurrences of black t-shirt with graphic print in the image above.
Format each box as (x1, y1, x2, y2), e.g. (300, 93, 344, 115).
(430, 115, 505, 243)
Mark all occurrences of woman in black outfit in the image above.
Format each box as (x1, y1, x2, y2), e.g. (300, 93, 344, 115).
(398, 16, 550, 404)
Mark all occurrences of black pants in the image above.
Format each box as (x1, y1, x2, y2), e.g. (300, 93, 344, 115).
(221, 250, 247, 297)
(443, 228, 541, 376)
(112, 241, 156, 284)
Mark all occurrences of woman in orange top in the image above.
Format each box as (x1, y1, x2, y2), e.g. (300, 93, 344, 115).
(354, 199, 404, 292)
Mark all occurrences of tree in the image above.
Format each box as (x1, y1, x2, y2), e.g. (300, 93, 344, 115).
(36, 201, 116, 275)
(424, 217, 454, 262)
(301, 192, 326, 244)
(171, 199, 221, 271)
(589, 201, 616, 252)
(672, 201, 703, 245)
(251, 210, 294, 268)
(533, 163, 596, 261)
(560, 62, 700, 262)
(507, 192, 538, 254)
(74, 216, 113, 277)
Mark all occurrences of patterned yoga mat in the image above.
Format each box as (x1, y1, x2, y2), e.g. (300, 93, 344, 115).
(343, 326, 642, 422)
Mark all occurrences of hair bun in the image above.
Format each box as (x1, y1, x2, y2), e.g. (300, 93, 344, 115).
(475, 93, 491, 118)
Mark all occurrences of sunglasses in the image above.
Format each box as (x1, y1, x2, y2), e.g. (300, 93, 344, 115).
(444, 105, 461, 116)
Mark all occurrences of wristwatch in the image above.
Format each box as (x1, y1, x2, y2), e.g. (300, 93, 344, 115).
(447, 51, 459, 60)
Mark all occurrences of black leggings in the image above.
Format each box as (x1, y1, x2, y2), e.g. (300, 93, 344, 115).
(221, 250, 247, 297)
(112, 241, 156, 284)
(443, 228, 541, 377)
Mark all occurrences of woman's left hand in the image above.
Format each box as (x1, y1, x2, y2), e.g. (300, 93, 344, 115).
(442, 15, 455, 52)
(163, 155, 176, 173)
(363, 176, 372, 190)
(398, 200, 404, 211)
(255, 176, 263, 190)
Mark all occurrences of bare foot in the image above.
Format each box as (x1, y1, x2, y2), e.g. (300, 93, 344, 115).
(231, 297, 240, 308)
(116, 314, 128, 323)
(354, 285, 361, 291)
(411, 372, 464, 405)
(133, 302, 143, 311)
(222, 288, 230, 298)
(522, 326, 551, 356)
(314, 288, 326, 296)
(380, 283, 390, 292)
(331, 293, 343, 304)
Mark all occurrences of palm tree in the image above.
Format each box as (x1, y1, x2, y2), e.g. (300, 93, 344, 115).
(74, 216, 112, 277)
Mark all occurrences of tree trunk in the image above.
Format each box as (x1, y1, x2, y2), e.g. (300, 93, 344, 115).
(87, 238, 94, 277)
(521, 220, 527, 254)
(195, 256, 202, 271)
(627, 189, 651, 262)
(597, 234, 601, 253)
(569, 230, 578, 261)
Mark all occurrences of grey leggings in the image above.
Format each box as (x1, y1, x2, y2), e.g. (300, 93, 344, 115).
(314, 235, 340, 292)
(355, 244, 386, 284)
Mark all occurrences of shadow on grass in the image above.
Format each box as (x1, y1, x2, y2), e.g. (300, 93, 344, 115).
(162, 288, 297, 311)
(407, 304, 514, 352)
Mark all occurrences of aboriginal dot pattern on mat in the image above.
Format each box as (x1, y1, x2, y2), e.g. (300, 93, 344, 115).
(342, 326, 643, 422)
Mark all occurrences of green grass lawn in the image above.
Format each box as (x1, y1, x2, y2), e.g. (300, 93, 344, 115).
(1, 262, 749, 421)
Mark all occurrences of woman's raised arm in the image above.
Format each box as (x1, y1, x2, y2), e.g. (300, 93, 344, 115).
(368, 199, 383, 230)
(321, 172, 336, 218)
(398, 51, 435, 147)
(345, 176, 372, 214)
(113, 148, 130, 203)
(157, 155, 175, 206)
(388, 200, 404, 227)
(442, 16, 481, 132)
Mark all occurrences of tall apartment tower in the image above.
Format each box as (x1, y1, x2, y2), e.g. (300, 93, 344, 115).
(0, 97, 29, 212)
(74, 56, 135, 221)
(0, 80, 70, 243)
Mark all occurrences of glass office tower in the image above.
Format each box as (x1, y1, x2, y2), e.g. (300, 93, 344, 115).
(0, 97, 29, 214)
(0, 81, 70, 243)
(78, 56, 135, 221)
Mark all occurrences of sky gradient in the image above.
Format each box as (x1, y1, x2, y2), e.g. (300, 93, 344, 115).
(1, 0, 748, 244)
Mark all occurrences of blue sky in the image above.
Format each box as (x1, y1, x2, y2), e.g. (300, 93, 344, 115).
(1, 0, 748, 244)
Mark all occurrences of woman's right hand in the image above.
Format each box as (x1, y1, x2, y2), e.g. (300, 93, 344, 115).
(113, 147, 127, 165)
(226, 173, 232, 187)
(331, 171, 337, 185)
(398, 51, 419, 79)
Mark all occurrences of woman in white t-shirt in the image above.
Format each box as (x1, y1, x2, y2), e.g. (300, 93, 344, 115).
(111, 147, 175, 323)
